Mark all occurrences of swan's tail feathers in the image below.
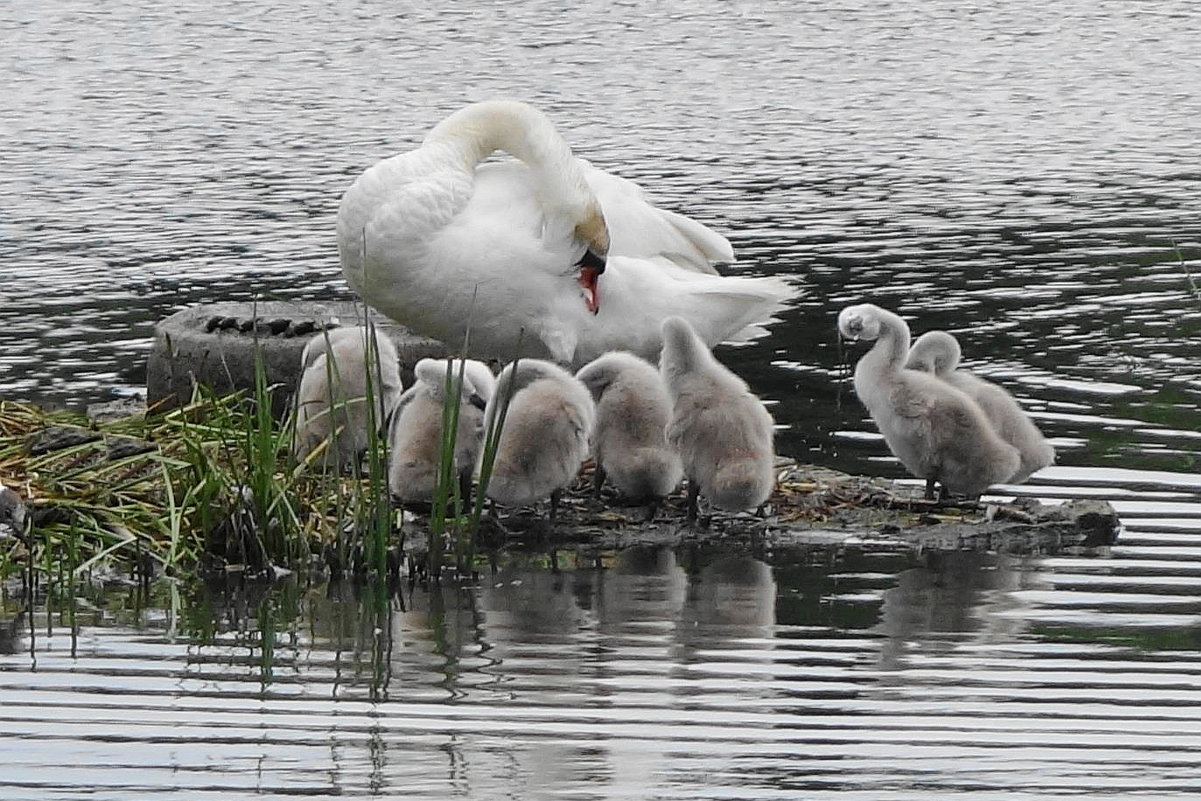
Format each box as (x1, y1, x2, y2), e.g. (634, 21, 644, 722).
(690, 275, 797, 345)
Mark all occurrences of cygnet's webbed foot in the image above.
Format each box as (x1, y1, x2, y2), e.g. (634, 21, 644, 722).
(923, 477, 938, 501)
(548, 488, 563, 528)
(592, 465, 607, 498)
(685, 483, 700, 524)
(924, 485, 986, 512)
(923, 478, 955, 505)
(683, 483, 712, 529)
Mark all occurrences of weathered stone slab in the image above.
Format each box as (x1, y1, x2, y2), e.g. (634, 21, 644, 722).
(145, 301, 450, 414)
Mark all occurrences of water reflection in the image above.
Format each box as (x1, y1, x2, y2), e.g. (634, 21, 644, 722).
(876, 552, 1036, 668)
(6, 0, 1201, 795)
(5, 532, 1201, 798)
(0, 610, 24, 656)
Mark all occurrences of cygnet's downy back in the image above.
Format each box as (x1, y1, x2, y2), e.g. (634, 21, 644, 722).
(293, 326, 403, 471)
(838, 304, 1019, 498)
(659, 317, 775, 518)
(576, 351, 683, 502)
(388, 358, 495, 504)
(907, 330, 1055, 483)
(484, 359, 595, 510)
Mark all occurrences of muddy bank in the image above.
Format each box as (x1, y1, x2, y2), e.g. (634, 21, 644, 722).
(396, 461, 1119, 562)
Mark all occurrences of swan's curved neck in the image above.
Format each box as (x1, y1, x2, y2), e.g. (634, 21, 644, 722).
(862, 308, 911, 375)
(425, 101, 586, 202)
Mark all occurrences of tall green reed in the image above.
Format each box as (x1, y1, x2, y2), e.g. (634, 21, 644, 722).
(424, 356, 467, 581)
(414, 323, 523, 581)
(244, 339, 304, 565)
(360, 322, 394, 578)
(468, 331, 524, 541)
(289, 317, 404, 580)
(1178, 246, 1200, 303)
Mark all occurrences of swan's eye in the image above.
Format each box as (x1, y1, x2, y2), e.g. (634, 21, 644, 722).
(576, 247, 606, 275)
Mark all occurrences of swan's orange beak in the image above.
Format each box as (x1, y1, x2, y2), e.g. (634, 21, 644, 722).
(579, 265, 601, 314)
(576, 248, 606, 315)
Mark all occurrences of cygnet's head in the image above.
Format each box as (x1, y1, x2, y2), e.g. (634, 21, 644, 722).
(660, 315, 704, 355)
(658, 316, 712, 379)
(300, 325, 395, 371)
(499, 359, 567, 394)
(414, 358, 489, 410)
(906, 330, 962, 376)
(0, 485, 26, 535)
(575, 351, 649, 401)
(836, 304, 883, 342)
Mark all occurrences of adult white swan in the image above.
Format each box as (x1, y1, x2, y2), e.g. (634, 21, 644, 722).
(337, 100, 792, 366)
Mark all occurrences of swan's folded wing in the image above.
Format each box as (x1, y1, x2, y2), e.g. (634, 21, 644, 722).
(656, 208, 736, 266)
(338, 153, 472, 277)
(582, 164, 731, 274)
(664, 276, 795, 344)
(891, 387, 938, 421)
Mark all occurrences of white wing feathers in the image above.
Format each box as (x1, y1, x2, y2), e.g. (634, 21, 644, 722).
(582, 163, 732, 274)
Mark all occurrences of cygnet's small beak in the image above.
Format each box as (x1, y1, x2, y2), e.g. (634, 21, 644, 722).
(468, 393, 487, 411)
(839, 315, 864, 341)
(576, 248, 606, 315)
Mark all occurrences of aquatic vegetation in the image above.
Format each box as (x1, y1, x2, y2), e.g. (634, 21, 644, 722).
(1177, 245, 1201, 304)
(0, 378, 397, 581)
(0, 322, 513, 584)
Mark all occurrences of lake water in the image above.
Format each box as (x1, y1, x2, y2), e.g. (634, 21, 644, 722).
(3, 0, 1201, 797)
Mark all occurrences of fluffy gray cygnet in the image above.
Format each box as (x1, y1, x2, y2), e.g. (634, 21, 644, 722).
(293, 326, 403, 471)
(837, 304, 1019, 499)
(906, 330, 1055, 483)
(483, 359, 595, 520)
(659, 316, 775, 520)
(576, 351, 683, 506)
(388, 358, 495, 504)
